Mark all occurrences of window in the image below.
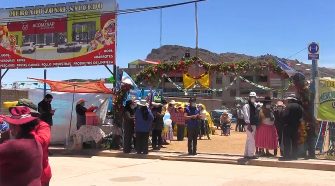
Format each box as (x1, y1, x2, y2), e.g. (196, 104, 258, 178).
(175, 77, 183, 82)
(37, 34, 45, 44)
(216, 91, 223, 97)
(128, 64, 137, 69)
(216, 76, 222, 84)
(243, 76, 253, 82)
(72, 22, 96, 43)
(230, 89, 236, 97)
(45, 33, 53, 45)
(240, 89, 251, 95)
(257, 76, 268, 83)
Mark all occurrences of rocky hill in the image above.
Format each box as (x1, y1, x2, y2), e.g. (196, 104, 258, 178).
(146, 45, 335, 79)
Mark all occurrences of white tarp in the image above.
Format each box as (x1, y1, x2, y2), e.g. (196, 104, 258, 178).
(28, 89, 111, 144)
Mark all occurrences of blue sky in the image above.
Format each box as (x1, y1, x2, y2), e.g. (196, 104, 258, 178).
(1, 0, 335, 83)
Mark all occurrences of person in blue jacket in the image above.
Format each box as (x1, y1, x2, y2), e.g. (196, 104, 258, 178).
(134, 100, 154, 154)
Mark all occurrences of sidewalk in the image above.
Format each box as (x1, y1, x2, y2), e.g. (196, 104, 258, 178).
(50, 147, 335, 172)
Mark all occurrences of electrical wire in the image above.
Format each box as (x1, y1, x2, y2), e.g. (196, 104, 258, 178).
(0, 0, 206, 23)
(286, 47, 307, 60)
(286, 47, 334, 77)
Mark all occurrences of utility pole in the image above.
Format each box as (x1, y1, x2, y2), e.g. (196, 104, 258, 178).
(308, 42, 319, 120)
(44, 69, 47, 97)
(195, 2, 199, 58)
(308, 42, 319, 159)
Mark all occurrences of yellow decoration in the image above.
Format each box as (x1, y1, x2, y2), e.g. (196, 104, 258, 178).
(183, 73, 195, 89)
(3, 101, 18, 109)
(183, 73, 210, 89)
(198, 73, 210, 88)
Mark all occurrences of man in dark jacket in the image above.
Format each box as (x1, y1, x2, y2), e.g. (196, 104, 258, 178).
(151, 103, 164, 150)
(38, 94, 54, 126)
(282, 94, 303, 160)
(185, 97, 200, 155)
(274, 101, 286, 156)
(123, 100, 136, 153)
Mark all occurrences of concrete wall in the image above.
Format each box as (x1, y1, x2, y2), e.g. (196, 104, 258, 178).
(1, 89, 29, 114)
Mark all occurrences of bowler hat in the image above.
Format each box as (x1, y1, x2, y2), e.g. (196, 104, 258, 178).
(263, 96, 272, 103)
(77, 98, 86, 105)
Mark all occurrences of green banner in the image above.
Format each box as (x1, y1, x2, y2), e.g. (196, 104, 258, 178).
(318, 78, 335, 121)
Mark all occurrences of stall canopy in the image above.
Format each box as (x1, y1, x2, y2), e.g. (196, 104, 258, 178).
(29, 78, 113, 94)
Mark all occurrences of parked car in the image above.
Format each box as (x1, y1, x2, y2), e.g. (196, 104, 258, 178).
(210, 109, 234, 129)
(21, 42, 36, 54)
(57, 42, 82, 53)
(36, 43, 46, 48)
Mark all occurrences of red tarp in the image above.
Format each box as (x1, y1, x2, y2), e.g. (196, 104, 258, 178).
(30, 78, 113, 94)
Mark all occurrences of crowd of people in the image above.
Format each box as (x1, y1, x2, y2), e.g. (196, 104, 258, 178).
(242, 91, 314, 160)
(122, 97, 211, 155)
(0, 90, 315, 185)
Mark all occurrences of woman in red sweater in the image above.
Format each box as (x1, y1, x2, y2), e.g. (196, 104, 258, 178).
(9, 106, 52, 186)
(0, 106, 43, 186)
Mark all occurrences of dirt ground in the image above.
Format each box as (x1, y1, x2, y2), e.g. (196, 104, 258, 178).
(164, 123, 246, 155)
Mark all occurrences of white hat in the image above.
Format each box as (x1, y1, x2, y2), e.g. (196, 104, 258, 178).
(223, 110, 228, 114)
(169, 100, 176, 105)
(138, 99, 148, 106)
(249, 92, 257, 97)
(286, 94, 298, 101)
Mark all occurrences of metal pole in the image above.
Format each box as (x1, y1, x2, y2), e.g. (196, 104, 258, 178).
(312, 59, 319, 118)
(68, 86, 76, 145)
(0, 69, 8, 113)
(113, 65, 117, 88)
(160, 8, 163, 47)
(195, 2, 199, 57)
(44, 69, 47, 97)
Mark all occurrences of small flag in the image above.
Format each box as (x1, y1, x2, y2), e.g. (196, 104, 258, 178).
(107, 76, 115, 83)
(122, 71, 138, 89)
(276, 59, 299, 77)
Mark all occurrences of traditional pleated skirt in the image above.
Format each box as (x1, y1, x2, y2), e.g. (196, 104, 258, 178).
(255, 124, 278, 149)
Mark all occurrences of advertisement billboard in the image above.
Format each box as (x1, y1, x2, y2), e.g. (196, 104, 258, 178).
(318, 78, 335, 122)
(0, 0, 116, 69)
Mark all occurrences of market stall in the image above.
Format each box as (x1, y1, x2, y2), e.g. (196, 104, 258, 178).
(29, 78, 114, 145)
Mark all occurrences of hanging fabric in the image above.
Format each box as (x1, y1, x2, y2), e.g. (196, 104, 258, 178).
(183, 73, 210, 89)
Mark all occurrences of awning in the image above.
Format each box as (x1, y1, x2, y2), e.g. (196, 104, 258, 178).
(29, 78, 113, 94)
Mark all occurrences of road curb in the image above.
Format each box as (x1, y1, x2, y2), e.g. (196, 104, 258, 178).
(50, 148, 335, 171)
(248, 159, 335, 171)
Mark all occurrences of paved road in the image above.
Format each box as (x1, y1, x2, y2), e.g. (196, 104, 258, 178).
(50, 156, 335, 186)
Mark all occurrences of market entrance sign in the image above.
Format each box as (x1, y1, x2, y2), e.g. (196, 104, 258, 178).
(0, 0, 116, 69)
